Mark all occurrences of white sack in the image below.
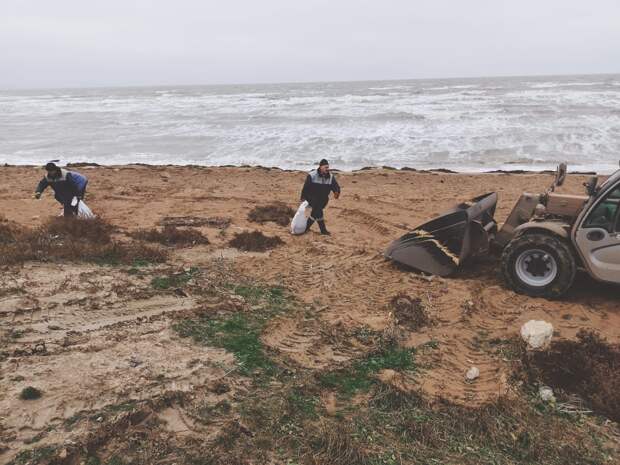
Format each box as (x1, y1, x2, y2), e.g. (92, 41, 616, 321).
(290, 201, 309, 235)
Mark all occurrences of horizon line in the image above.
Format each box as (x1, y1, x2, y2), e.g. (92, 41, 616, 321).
(2, 71, 619, 92)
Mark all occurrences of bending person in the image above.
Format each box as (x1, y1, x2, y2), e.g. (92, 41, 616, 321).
(34, 161, 88, 217)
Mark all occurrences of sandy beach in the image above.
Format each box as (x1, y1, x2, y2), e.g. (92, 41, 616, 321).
(1, 165, 618, 464)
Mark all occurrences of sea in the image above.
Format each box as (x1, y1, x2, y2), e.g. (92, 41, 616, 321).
(1, 74, 619, 173)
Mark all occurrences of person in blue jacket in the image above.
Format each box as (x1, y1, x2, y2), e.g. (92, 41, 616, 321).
(300, 159, 341, 235)
(34, 161, 89, 216)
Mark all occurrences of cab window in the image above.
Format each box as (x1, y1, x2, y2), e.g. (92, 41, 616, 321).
(584, 185, 620, 232)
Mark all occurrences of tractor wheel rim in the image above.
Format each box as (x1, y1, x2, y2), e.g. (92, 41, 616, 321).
(515, 248, 558, 287)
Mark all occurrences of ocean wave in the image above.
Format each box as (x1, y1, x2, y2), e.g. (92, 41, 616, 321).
(365, 111, 426, 121)
(1, 75, 619, 173)
(528, 81, 604, 89)
(427, 84, 480, 91)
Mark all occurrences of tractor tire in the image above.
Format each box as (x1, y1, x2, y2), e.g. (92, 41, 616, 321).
(501, 232, 576, 299)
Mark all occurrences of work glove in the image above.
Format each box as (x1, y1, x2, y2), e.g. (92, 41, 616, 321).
(33, 192, 41, 200)
(70, 196, 79, 207)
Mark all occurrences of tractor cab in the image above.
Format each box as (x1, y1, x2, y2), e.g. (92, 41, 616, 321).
(573, 168, 620, 284)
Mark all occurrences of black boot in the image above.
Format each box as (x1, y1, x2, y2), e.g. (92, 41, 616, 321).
(305, 218, 315, 233)
(318, 220, 330, 235)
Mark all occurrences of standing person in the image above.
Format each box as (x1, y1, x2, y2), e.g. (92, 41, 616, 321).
(34, 161, 88, 216)
(300, 159, 341, 235)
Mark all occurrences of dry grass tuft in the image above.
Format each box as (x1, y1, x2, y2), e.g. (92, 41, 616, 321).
(248, 202, 295, 227)
(45, 216, 114, 244)
(129, 225, 209, 247)
(160, 215, 231, 229)
(228, 230, 284, 252)
(306, 421, 370, 465)
(20, 386, 43, 400)
(390, 293, 429, 330)
(0, 220, 20, 245)
(0, 217, 167, 266)
(367, 384, 614, 464)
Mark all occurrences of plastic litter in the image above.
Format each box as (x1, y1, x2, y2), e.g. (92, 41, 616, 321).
(466, 366, 480, 381)
(539, 386, 556, 403)
(290, 201, 309, 235)
(520, 320, 553, 350)
(77, 201, 95, 219)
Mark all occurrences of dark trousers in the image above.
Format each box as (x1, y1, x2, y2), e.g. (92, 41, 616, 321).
(310, 206, 325, 221)
(61, 188, 86, 217)
(63, 202, 79, 217)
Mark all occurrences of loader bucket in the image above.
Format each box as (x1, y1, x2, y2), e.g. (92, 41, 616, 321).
(385, 192, 498, 276)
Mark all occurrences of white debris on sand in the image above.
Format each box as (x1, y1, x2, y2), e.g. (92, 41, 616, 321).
(539, 386, 556, 403)
(520, 320, 553, 350)
(466, 366, 480, 381)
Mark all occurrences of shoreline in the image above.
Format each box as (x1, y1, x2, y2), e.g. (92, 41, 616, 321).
(2, 161, 600, 176)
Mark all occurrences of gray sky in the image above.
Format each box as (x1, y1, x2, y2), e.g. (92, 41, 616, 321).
(1, 0, 619, 88)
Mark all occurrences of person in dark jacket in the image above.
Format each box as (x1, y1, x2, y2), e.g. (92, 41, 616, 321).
(34, 161, 89, 216)
(300, 159, 341, 235)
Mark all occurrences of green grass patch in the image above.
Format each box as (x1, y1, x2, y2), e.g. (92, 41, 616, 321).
(151, 267, 199, 289)
(227, 283, 286, 308)
(174, 283, 292, 377)
(8, 446, 56, 465)
(174, 312, 275, 376)
(320, 347, 415, 396)
(105, 456, 124, 465)
(287, 388, 319, 419)
(125, 259, 154, 275)
(64, 411, 86, 431)
(194, 400, 232, 425)
(104, 400, 137, 413)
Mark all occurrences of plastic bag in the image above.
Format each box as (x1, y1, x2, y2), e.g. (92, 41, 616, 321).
(290, 201, 309, 235)
(77, 201, 95, 219)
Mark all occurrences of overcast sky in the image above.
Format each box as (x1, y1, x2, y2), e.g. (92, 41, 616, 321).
(1, 0, 619, 89)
